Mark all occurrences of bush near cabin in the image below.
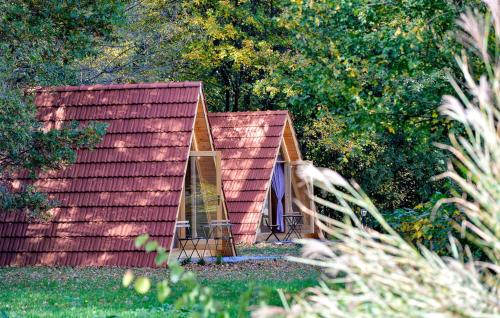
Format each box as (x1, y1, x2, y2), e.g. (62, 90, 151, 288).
(383, 192, 465, 256)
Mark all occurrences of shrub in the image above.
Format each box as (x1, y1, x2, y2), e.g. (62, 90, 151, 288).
(180, 257, 192, 266)
(196, 258, 206, 266)
(383, 192, 468, 256)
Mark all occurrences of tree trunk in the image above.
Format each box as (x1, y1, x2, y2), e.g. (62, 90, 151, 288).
(224, 87, 230, 112)
(233, 87, 239, 112)
(221, 69, 231, 112)
(243, 90, 251, 111)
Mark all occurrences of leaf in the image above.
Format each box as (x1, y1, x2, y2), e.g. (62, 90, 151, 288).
(145, 240, 158, 252)
(135, 234, 149, 248)
(134, 276, 151, 294)
(122, 270, 134, 287)
(157, 280, 171, 303)
(169, 262, 185, 284)
(180, 271, 197, 284)
(155, 250, 169, 266)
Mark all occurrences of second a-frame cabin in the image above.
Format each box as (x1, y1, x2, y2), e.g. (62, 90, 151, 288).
(209, 111, 317, 244)
(0, 82, 235, 267)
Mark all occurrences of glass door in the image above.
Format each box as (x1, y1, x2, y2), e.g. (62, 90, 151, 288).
(184, 151, 222, 237)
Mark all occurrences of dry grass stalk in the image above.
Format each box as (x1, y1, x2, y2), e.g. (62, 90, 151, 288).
(254, 1, 500, 317)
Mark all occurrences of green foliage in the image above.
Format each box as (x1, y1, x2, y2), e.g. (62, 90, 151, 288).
(180, 257, 192, 266)
(383, 192, 463, 255)
(0, 0, 487, 224)
(95, 0, 480, 211)
(135, 234, 150, 248)
(145, 240, 160, 252)
(280, 0, 474, 130)
(196, 258, 207, 266)
(179, 0, 292, 111)
(257, 2, 500, 314)
(157, 279, 172, 303)
(78, 0, 188, 84)
(155, 247, 170, 266)
(285, 0, 483, 210)
(126, 237, 321, 317)
(0, 0, 125, 217)
(215, 255, 223, 265)
(122, 269, 135, 288)
(0, 185, 52, 220)
(85, 0, 292, 112)
(0, 0, 125, 85)
(303, 109, 447, 210)
(134, 276, 152, 294)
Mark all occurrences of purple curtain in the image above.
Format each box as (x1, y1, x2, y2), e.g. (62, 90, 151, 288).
(271, 162, 285, 231)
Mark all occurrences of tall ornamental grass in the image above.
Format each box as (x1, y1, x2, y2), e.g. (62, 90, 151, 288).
(254, 1, 500, 317)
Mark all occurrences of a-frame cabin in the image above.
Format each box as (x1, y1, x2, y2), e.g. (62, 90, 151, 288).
(208, 111, 316, 244)
(0, 82, 235, 267)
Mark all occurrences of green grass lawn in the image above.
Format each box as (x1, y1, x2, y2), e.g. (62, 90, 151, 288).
(0, 245, 319, 318)
(237, 242, 302, 257)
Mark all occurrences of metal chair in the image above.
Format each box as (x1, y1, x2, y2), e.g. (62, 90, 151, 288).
(175, 221, 201, 260)
(204, 220, 234, 257)
(283, 213, 303, 241)
(263, 215, 281, 242)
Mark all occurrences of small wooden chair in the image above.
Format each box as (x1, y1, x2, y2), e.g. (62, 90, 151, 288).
(263, 215, 281, 242)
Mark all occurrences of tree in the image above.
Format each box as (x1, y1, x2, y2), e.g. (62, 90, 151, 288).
(84, 0, 293, 112)
(84, 0, 480, 211)
(179, 0, 294, 111)
(76, 0, 189, 84)
(278, 0, 481, 210)
(0, 0, 126, 217)
(302, 109, 448, 210)
(120, 0, 478, 209)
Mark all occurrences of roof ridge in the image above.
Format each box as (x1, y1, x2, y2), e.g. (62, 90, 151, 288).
(36, 81, 202, 92)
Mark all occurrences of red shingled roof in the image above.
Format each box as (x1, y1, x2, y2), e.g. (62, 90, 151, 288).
(0, 82, 201, 267)
(208, 111, 288, 244)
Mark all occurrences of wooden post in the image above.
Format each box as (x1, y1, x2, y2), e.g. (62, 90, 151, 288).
(216, 151, 222, 220)
(191, 156, 197, 237)
(285, 163, 292, 214)
(179, 187, 186, 241)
